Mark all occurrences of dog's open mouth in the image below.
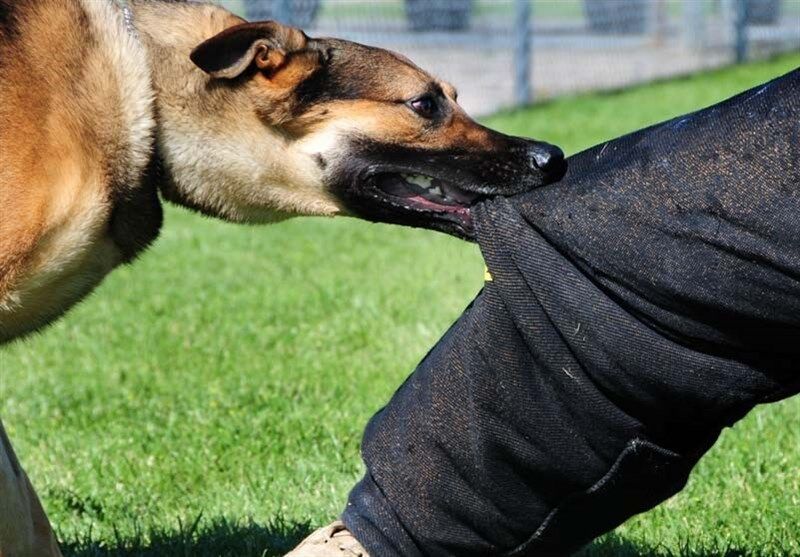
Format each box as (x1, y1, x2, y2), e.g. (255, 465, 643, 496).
(364, 172, 483, 236)
(373, 173, 480, 211)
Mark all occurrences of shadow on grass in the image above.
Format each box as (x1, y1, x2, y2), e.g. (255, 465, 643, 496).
(62, 521, 779, 557)
(61, 516, 311, 557)
(580, 532, 778, 557)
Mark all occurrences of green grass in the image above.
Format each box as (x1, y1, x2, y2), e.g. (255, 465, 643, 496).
(2, 53, 800, 556)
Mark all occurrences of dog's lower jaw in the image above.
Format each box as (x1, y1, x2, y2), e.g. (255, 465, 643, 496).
(340, 191, 478, 240)
(323, 166, 485, 240)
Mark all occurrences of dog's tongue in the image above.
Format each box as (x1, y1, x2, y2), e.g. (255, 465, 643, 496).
(438, 179, 479, 205)
(406, 194, 470, 214)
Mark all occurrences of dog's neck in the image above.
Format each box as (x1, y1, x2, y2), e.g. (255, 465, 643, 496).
(128, 1, 336, 222)
(127, 1, 239, 217)
(130, 0, 340, 223)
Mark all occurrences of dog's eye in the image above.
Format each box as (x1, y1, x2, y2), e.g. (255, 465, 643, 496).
(408, 95, 438, 118)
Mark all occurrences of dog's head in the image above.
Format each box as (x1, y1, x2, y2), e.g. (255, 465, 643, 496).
(188, 20, 565, 239)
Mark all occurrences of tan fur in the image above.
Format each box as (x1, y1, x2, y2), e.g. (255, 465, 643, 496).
(132, 1, 343, 223)
(0, 0, 154, 339)
(293, 99, 500, 156)
(0, 1, 151, 549)
(0, 0, 363, 339)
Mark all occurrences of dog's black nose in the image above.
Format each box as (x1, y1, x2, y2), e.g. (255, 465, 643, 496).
(529, 142, 566, 177)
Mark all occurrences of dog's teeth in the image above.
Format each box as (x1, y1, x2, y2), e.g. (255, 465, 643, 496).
(405, 174, 432, 188)
(428, 185, 444, 197)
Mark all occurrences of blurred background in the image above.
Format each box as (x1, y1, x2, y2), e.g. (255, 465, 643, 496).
(217, 0, 800, 115)
(3, 2, 799, 556)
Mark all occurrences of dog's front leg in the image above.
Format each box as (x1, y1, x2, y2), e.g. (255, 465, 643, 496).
(0, 419, 62, 557)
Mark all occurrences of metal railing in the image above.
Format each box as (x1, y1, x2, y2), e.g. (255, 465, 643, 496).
(215, 0, 800, 116)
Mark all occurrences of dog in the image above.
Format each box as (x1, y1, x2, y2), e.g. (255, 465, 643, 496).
(0, 0, 566, 554)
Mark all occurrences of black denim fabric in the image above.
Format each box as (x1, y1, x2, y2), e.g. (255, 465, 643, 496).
(342, 68, 800, 556)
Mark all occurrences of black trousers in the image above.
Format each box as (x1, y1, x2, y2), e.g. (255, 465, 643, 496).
(342, 68, 800, 556)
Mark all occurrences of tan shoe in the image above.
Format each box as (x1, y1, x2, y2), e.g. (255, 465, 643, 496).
(285, 521, 369, 556)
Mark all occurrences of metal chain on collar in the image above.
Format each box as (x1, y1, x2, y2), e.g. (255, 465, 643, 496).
(122, 6, 137, 37)
(113, 0, 139, 39)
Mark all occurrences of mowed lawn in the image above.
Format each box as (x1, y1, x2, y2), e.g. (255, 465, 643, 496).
(2, 54, 799, 556)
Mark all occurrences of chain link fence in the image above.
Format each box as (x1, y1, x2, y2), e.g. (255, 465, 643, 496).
(215, 0, 800, 116)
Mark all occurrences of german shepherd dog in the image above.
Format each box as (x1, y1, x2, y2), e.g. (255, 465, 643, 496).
(0, 0, 565, 553)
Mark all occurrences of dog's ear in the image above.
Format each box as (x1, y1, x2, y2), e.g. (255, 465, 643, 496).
(190, 21, 309, 79)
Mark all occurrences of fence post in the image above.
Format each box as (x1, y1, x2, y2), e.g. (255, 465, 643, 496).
(513, 0, 532, 107)
(649, 0, 668, 45)
(683, 0, 706, 49)
(734, 0, 749, 62)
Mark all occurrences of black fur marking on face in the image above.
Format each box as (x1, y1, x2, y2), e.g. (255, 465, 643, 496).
(314, 153, 327, 169)
(343, 138, 562, 196)
(293, 62, 365, 109)
(0, 0, 20, 43)
(325, 135, 566, 240)
(292, 39, 432, 114)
